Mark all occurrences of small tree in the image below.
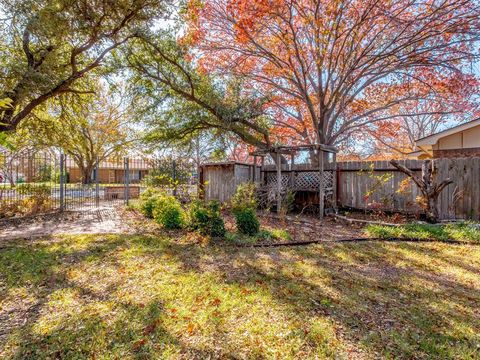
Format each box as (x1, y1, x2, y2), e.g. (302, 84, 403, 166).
(390, 160, 453, 223)
(29, 86, 135, 184)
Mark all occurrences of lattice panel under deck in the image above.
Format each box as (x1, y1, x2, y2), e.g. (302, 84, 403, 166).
(266, 171, 334, 191)
(265, 173, 291, 191)
(264, 170, 335, 208)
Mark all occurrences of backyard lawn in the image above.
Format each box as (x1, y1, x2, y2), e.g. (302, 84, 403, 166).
(1, 233, 479, 359)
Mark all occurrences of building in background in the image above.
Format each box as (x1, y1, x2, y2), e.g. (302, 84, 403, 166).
(67, 159, 149, 184)
(411, 118, 480, 159)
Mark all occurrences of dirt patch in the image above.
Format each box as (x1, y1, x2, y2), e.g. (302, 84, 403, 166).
(0, 205, 132, 243)
(126, 208, 366, 245)
(338, 210, 412, 224)
(254, 212, 364, 242)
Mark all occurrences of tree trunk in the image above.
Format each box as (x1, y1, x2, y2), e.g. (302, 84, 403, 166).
(80, 163, 95, 184)
(7, 163, 15, 187)
(425, 195, 440, 223)
(390, 159, 453, 223)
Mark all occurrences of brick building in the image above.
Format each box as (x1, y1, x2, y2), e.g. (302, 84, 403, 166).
(67, 160, 149, 184)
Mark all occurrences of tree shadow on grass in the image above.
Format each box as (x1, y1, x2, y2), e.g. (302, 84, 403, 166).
(0, 235, 237, 359)
(0, 235, 129, 354)
(10, 294, 223, 359)
(1, 234, 479, 359)
(392, 241, 480, 276)
(165, 239, 480, 358)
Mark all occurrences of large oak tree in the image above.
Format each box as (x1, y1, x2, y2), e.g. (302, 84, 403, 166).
(125, 33, 273, 150)
(0, 0, 167, 132)
(187, 0, 480, 147)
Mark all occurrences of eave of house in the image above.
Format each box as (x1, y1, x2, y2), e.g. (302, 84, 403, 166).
(416, 118, 480, 146)
(414, 118, 480, 157)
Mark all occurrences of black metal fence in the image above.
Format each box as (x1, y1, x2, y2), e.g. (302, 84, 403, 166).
(0, 151, 61, 217)
(0, 151, 197, 218)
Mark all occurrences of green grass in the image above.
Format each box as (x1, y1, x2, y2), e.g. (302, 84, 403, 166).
(224, 228, 292, 245)
(125, 199, 141, 211)
(1, 234, 479, 359)
(366, 223, 480, 243)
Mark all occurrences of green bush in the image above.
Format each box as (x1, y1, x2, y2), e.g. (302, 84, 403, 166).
(139, 187, 162, 218)
(189, 200, 209, 229)
(189, 200, 226, 237)
(16, 184, 52, 215)
(235, 207, 260, 236)
(142, 172, 174, 187)
(231, 182, 257, 214)
(153, 195, 184, 229)
(210, 216, 226, 238)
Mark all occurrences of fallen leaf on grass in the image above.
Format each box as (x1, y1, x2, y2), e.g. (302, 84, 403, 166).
(241, 288, 252, 295)
(210, 298, 221, 307)
(132, 339, 146, 351)
(143, 320, 159, 336)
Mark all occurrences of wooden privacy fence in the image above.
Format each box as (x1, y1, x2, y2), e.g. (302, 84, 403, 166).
(199, 158, 480, 220)
(337, 158, 480, 220)
(199, 162, 261, 203)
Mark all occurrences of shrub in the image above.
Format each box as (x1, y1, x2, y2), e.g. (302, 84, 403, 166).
(189, 200, 209, 229)
(189, 200, 225, 237)
(0, 200, 22, 218)
(142, 172, 174, 187)
(0, 184, 52, 218)
(210, 216, 226, 238)
(16, 184, 52, 215)
(270, 228, 291, 241)
(139, 187, 162, 218)
(231, 182, 257, 214)
(278, 190, 295, 218)
(235, 207, 260, 236)
(153, 195, 184, 229)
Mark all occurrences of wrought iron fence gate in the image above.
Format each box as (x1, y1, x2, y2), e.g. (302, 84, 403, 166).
(1, 151, 197, 218)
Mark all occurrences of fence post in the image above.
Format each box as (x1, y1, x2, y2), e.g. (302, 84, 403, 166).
(276, 152, 281, 213)
(95, 156, 100, 207)
(60, 154, 65, 211)
(124, 157, 130, 205)
(318, 150, 324, 221)
(172, 160, 177, 196)
(332, 152, 338, 212)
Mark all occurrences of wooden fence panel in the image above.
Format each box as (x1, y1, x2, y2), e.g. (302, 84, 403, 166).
(337, 158, 480, 220)
(201, 158, 480, 220)
(203, 164, 236, 203)
(201, 163, 261, 203)
(473, 158, 480, 219)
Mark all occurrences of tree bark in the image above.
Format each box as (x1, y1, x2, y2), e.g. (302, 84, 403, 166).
(390, 159, 453, 223)
(78, 162, 95, 185)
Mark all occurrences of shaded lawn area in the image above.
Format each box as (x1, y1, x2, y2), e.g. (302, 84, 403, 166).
(366, 223, 480, 244)
(1, 234, 479, 359)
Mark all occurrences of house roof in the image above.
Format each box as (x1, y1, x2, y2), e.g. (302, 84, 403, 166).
(416, 118, 480, 147)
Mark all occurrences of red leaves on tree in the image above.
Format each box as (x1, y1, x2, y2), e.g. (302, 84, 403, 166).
(185, 0, 480, 155)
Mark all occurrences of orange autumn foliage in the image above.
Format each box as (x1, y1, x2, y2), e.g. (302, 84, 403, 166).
(185, 0, 480, 158)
